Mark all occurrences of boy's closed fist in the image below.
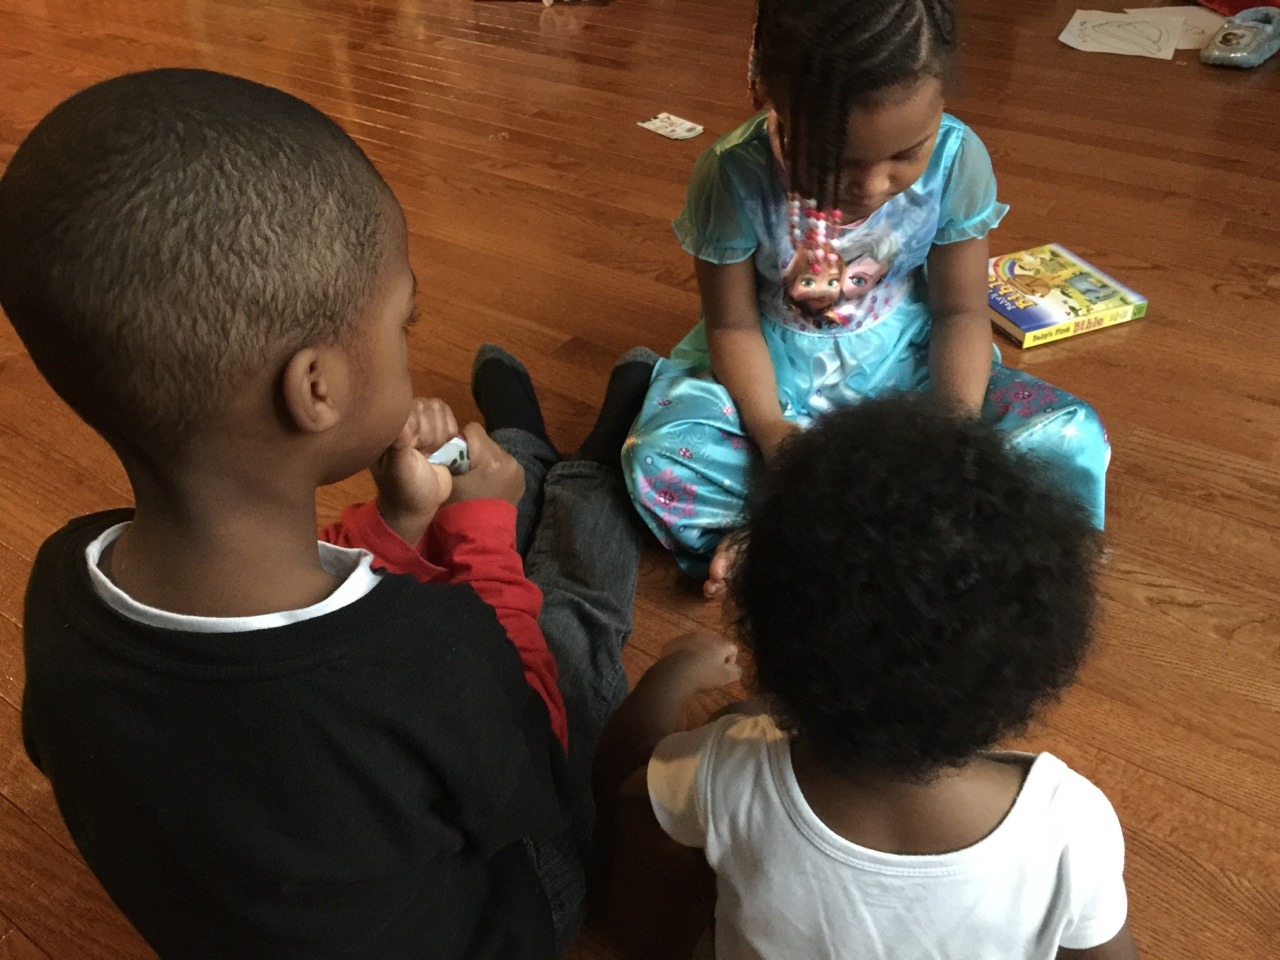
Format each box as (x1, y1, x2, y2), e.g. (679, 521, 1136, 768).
(373, 398, 458, 545)
(447, 423, 525, 506)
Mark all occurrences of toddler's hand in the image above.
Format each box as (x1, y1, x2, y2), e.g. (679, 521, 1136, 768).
(372, 399, 458, 545)
(663, 629, 742, 692)
(708, 695, 769, 721)
(446, 423, 525, 506)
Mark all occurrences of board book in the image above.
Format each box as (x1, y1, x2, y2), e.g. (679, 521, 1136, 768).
(987, 244, 1147, 348)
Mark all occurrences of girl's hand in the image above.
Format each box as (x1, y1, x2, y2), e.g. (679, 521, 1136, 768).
(662, 630, 743, 692)
(372, 399, 458, 545)
(755, 417, 801, 462)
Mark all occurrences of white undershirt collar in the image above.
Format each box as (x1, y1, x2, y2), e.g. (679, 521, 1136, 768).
(85, 522, 382, 634)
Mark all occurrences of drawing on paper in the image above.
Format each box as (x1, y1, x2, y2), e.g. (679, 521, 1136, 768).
(1073, 17, 1171, 56)
(1059, 10, 1181, 59)
(1125, 7, 1226, 50)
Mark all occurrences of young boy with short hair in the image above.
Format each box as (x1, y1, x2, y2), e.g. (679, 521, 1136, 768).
(0, 67, 652, 959)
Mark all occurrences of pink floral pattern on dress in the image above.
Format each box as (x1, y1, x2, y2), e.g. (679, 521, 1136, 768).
(989, 380, 1059, 418)
(718, 428, 749, 450)
(678, 447, 694, 459)
(640, 468, 697, 524)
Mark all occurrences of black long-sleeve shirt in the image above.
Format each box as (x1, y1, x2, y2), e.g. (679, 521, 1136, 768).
(22, 510, 566, 959)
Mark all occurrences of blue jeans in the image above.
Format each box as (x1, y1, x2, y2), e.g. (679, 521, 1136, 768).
(494, 429, 645, 953)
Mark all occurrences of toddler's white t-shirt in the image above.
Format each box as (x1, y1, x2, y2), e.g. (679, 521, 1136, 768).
(649, 713, 1128, 960)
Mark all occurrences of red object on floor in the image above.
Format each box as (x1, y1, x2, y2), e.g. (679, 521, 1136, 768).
(1199, 0, 1280, 15)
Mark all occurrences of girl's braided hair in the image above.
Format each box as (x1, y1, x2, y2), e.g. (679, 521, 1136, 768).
(751, 0, 957, 210)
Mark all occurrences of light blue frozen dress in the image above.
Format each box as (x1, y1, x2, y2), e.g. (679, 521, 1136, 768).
(622, 113, 1109, 578)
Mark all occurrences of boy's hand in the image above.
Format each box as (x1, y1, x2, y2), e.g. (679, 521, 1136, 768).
(662, 630, 743, 692)
(372, 399, 458, 545)
(447, 423, 525, 506)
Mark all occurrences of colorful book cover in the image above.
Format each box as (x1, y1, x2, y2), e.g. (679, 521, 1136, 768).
(987, 244, 1147, 348)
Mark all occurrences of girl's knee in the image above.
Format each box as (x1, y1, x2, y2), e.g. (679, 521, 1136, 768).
(1065, 400, 1110, 461)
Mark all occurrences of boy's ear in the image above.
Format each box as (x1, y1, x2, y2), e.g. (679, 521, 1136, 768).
(280, 346, 348, 434)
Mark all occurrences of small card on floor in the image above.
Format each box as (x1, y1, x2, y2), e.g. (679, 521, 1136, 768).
(638, 112, 703, 140)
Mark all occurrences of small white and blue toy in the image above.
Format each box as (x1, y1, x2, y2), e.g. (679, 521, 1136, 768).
(427, 436, 471, 475)
(1201, 7, 1280, 67)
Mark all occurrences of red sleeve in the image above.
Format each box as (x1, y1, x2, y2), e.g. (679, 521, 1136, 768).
(321, 501, 568, 751)
(321, 501, 449, 582)
(424, 501, 567, 751)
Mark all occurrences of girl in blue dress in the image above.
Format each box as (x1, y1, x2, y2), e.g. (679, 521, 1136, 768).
(623, 0, 1110, 589)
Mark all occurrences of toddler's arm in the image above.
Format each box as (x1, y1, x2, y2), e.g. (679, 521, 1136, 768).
(701, 258, 800, 460)
(591, 633, 736, 957)
(1058, 923, 1139, 959)
(927, 236, 996, 415)
(594, 630, 742, 806)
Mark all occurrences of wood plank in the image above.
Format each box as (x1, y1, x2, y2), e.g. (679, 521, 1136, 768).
(0, 699, 76, 854)
(0, 795, 151, 959)
(0, 924, 53, 960)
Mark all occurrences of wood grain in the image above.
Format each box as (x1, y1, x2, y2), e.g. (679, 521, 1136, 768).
(0, 923, 53, 960)
(0, 0, 1277, 957)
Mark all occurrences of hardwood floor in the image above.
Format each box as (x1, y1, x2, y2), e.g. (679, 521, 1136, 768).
(1, 1, 1277, 957)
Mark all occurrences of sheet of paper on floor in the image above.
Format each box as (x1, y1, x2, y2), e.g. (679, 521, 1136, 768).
(1060, 9, 1182, 59)
(638, 113, 704, 140)
(1125, 5, 1226, 48)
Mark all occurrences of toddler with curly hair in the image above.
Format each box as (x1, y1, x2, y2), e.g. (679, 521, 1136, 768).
(597, 396, 1138, 960)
